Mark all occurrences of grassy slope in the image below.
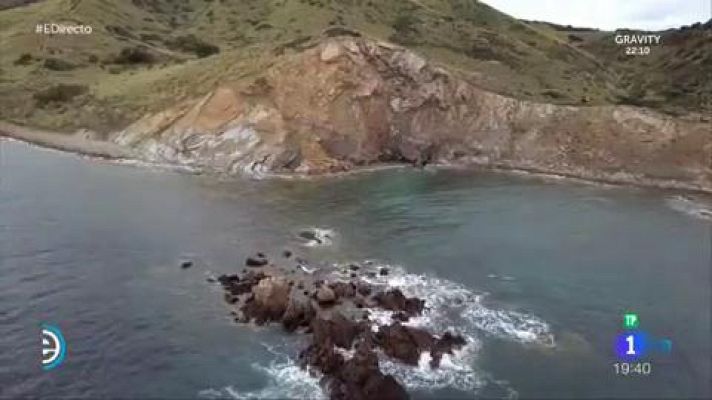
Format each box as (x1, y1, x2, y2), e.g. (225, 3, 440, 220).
(526, 19, 712, 116)
(0, 0, 705, 134)
(576, 24, 712, 115)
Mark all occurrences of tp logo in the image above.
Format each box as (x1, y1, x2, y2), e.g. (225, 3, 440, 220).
(41, 324, 66, 370)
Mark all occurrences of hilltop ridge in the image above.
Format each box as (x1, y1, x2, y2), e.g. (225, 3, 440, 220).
(2, 0, 708, 134)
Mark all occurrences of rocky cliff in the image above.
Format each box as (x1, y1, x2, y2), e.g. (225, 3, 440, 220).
(112, 36, 711, 190)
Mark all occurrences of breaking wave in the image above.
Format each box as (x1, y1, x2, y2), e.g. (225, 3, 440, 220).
(297, 228, 336, 247)
(330, 261, 554, 395)
(207, 260, 552, 398)
(666, 195, 712, 221)
(199, 349, 324, 400)
(342, 263, 554, 346)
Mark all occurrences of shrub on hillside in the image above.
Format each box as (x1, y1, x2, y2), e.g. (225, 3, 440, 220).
(43, 57, 77, 71)
(165, 34, 220, 58)
(14, 53, 34, 65)
(33, 84, 88, 106)
(541, 89, 566, 99)
(392, 13, 418, 34)
(113, 46, 156, 64)
(390, 13, 420, 45)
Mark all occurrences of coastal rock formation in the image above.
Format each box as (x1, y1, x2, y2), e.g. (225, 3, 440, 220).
(373, 289, 425, 316)
(112, 35, 711, 191)
(215, 253, 467, 399)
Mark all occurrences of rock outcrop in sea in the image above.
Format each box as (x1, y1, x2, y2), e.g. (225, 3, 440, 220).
(214, 252, 469, 400)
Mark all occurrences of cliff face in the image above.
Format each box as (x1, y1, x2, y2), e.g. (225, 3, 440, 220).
(112, 37, 711, 190)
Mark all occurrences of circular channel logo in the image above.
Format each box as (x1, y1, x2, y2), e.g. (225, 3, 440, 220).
(41, 324, 66, 370)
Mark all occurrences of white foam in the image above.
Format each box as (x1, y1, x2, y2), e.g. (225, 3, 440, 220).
(666, 195, 712, 221)
(379, 341, 484, 392)
(199, 357, 324, 400)
(211, 261, 552, 398)
(345, 264, 554, 346)
(328, 261, 553, 395)
(298, 228, 336, 247)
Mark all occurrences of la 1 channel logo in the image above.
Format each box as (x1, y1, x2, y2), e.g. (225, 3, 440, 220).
(614, 312, 672, 361)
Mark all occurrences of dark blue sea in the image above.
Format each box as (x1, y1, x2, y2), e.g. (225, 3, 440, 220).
(1, 139, 710, 399)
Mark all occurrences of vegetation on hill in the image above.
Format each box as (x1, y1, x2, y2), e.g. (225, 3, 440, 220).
(0, 0, 707, 134)
(529, 19, 712, 116)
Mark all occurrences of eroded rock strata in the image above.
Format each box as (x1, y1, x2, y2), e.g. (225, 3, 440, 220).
(215, 253, 467, 400)
(113, 35, 711, 191)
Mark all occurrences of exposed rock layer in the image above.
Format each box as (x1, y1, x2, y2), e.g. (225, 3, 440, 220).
(113, 36, 711, 190)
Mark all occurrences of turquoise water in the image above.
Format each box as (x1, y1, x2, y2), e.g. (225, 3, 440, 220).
(1, 139, 710, 398)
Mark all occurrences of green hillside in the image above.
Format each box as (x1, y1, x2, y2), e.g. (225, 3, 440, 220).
(527, 19, 712, 116)
(0, 0, 706, 134)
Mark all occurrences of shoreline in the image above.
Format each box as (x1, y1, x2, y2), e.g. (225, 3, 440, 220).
(0, 121, 135, 160)
(2, 121, 710, 196)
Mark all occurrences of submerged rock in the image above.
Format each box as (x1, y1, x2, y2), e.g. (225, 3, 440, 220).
(245, 253, 269, 267)
(298, 230, 323, 244)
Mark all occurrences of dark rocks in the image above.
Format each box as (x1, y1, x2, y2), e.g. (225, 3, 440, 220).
(376, 322, 435, 365)
(375, 322, 467, 368)
(213, 250, 463, 400)
(356, 284, 372, 297)
(299, 339, 345, 375)
(282, 292, 316, 332)
(312, 314, 365, 349)
(391, 312, 410, 322)
(329, 342, 409, 400)
(373, 289, 424, 316)
(240, 276, 291, 323)
(436, 331, 467, 349)
(180, 260, 193, 269)
(219, 271, 265, 296)
(329, 281, 356, 299)
(316, 286, 337, 305)
(298, 230, 323, 244)
(283, 249, 293, 258)
(300, 320, 408, 400)
(217, 274, 240, 285)
(246, 253, 269, 267)
(430, 332, 468, 368)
